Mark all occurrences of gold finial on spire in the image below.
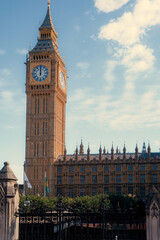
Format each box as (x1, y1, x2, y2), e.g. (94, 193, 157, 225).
(48, 0, 50, 7)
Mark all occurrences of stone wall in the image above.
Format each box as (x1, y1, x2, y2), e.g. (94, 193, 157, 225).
(146, 186, 160, 240)
(0, 162, 19, 240)
(0, 183, 5, 240)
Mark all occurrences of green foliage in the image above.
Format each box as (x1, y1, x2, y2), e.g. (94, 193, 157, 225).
(19, 194, 144, 214)
(108, 194, 143, 212)
(19, 195, 58, 214)
(63, 194, 110, 213)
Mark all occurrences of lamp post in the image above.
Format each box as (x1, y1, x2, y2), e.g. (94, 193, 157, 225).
(24, 197, 30, 208)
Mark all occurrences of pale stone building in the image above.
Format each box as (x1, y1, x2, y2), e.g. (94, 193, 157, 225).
(0, 162, 19, 240)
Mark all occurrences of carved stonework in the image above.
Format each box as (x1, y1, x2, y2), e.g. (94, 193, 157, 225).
(146, 186, 160, 240)
(151, 202, 159, 218)
(0, 162, 19, 240)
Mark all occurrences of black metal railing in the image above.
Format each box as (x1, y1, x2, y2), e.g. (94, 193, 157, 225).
(19, 208, 146, 240)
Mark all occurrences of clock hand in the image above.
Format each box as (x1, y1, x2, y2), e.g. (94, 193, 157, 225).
(40, 66, 41, 76)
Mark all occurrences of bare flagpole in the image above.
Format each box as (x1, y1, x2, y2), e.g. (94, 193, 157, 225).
(23, 169, 25, 195)
(44, 168, 46, 197)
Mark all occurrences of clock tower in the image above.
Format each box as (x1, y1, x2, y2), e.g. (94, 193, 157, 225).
(24, 1, 67, 195)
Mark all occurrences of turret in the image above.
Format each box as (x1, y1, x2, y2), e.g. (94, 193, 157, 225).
(116, 146, 119, 154)
(99, 145, 102, 161)
(142, 142, 147, 153)
(87, 145, 90, 161)
(111, 144, 114, 160)
(148, 142, 151, 160)
(75, 145, 78, 160)
(64, 147, 67, 161)
(103, 147, 106, 154)
(135, 144, 138, 160)
(79, 140, 84, 155)
(123, 144, 126, 160)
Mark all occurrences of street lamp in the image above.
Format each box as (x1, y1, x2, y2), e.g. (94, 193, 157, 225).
(24, 197, 30, 207)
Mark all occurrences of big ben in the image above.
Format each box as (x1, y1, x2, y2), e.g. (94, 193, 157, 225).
(24, 0, 67, 195)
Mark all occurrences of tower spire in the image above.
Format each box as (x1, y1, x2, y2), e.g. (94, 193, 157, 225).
(48, 0, 50, 7)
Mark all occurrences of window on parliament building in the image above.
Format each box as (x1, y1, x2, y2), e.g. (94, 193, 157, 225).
(80, 166, 85, 172)
(57, 167, 62, 173)
(152, 174, 158, 183)
(104, 166, 109, 172)
(128, 165, 133, 172)
(69, 166, 74, 173)
(80, 175, 85, 184)
(140, 165, 145, 171)
(152, 165, 158, 171)
(57, 187, 62, 196)
(69, 176, 74, 184)
(116, 186, 121, 194)
(116, 165, 121, 172)
(92, 175, 97, 184)
(80, 188, 85, 196)
(68, 188, 74, 198)
(92, 166, 97, 172)
(57, 176, 62, 185)
(92, 187, 97, 195)
(116, 175, 121, 183)
(104, 187, 109, 194)
(128, 174, 133, 183)
(128, 186, 133, 195)
(140, 174, 145, 183)
(104, 175, 109, 184)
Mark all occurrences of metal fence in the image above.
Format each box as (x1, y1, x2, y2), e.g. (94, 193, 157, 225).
(19, 208, 146, 240)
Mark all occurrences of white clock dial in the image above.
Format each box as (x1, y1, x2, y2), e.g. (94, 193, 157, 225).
(59, 71, 65, 88)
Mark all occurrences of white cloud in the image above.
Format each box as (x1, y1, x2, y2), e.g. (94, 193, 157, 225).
(121, 44, 155, 73)
(0, 68, 11, 87)
(68, 88, 92, 102)
(74, 25, 80, 32)
(16, 49, 28, 55)
(0, 68, 11, 77)
(0, 49, 6, 55)
(90, 34, 98, 41)
(85, 10, 95, 21)
(4, 124, 15, 129)
(153, 140, 160, 149)
(68, 83, 160, 131)
(99, 0, 160, 47)
(105, 60, 118, 91)
(0, 89, 25, 115)
(94, 0, 130, 13)
(76, 62, 90, 70)
(98, 0, 160, 74)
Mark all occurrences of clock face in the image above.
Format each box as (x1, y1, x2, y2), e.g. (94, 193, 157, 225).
(59, 71, 65, 88)
(32, 65, 49, 82)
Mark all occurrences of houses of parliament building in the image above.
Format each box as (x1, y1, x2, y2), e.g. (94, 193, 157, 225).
(24, 1, 160, 198)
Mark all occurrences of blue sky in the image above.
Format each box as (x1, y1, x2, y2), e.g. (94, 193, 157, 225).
(0, 0, 160, 183)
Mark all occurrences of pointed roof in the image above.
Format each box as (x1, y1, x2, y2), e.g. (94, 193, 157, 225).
(30, 1, 58, 53)
(0, 162, 17, 181)
(79, 139, 84, 155)
(39, 3, 54, 30)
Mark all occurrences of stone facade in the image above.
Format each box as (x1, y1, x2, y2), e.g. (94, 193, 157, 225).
(53, 144, 160, 198)
(24, 2, 67, 196)
(0, 162, 19, 240)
